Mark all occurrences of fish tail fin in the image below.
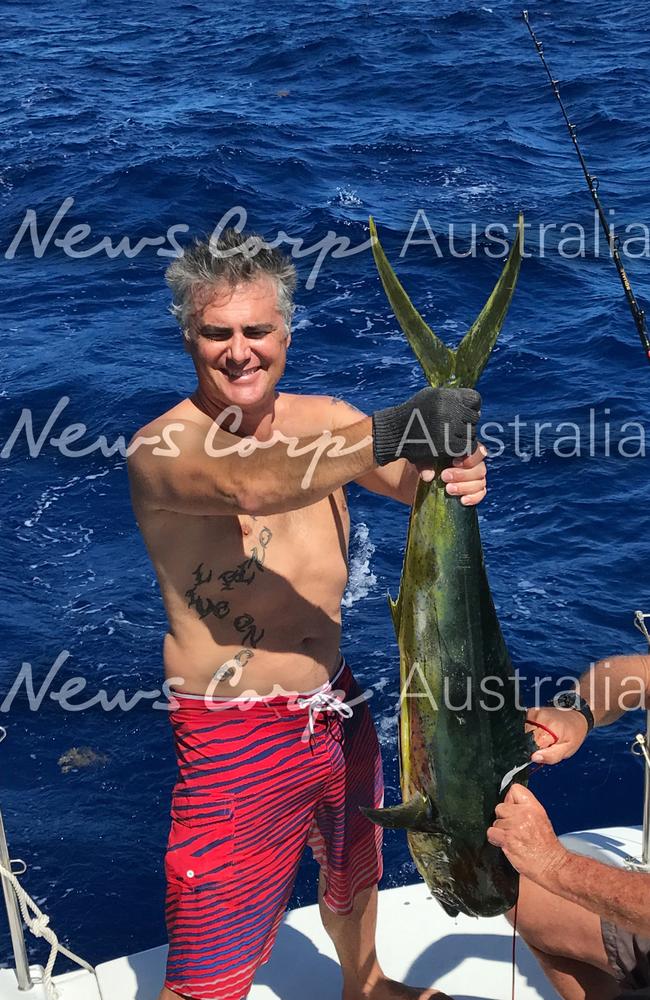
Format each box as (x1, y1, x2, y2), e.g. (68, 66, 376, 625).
(369, 216, 454, 387)
(369, 213, 524, 389)
(454, 213, 525, 386)
(361, 794, 439, 834)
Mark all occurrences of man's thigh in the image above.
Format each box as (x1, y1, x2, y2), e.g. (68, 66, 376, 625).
(307, 667, 384, 915)
(164, 706, 332, 999)
(514, 874, 613, 976)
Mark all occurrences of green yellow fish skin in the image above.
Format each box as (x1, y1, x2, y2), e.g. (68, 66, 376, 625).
(364, 215, 534, 917)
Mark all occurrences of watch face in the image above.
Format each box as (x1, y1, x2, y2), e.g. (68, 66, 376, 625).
(550, 691, 594, 732)
(555, 691, 578, 710)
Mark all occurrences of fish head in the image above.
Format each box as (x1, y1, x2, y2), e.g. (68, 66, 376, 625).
(408, 829, 520, 918)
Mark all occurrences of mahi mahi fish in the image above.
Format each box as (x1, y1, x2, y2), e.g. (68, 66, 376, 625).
(363, 215, 534, 918)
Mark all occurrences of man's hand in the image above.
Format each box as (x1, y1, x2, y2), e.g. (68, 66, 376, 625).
(526, 706, 589, 765)
(418, 443, 487, 505)
(487, 785, 568, 887)
(372, 387, 481, 466)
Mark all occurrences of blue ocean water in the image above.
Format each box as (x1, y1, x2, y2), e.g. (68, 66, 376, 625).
(1, 0, 649, 975)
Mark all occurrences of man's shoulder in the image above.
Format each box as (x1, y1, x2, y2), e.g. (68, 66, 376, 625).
(127, 400, 208, 467)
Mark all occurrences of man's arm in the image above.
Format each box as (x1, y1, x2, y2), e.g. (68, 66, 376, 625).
(127, 416, 376, 516)
(527, 653, 650, 765)
(579, 653, 650, 725)
(488, 785, 650, 937)
(127, 386, 482, 517)
(329, 398, 488, 506)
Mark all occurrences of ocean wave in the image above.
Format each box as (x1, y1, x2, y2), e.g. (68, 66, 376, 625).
(342, 522, 377, 608)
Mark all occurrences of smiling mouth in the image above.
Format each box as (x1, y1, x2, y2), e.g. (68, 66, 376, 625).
(223, 366, 262, 382)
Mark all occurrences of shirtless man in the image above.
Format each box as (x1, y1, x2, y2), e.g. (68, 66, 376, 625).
(489, 652, 650, 1000)
(127, 229, 488, 1000)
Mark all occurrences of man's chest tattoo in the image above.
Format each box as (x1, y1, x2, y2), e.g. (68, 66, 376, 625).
(185, 564, 229, 620)
(218, 526, 272, 590)
(184, 527, 272, 648)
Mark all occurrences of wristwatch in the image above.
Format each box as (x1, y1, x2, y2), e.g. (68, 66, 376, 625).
(550, 691, 595, 732)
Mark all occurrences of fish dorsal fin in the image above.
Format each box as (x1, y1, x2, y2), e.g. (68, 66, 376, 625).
(386, 478, 424, 636)
(369, 217, 454, 387)
(388, 593, 401, 632)
(361, 793, 440, 834)
(370, 214, 524, 389)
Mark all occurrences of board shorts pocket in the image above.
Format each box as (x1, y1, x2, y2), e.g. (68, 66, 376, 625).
(165, 792, 235, 890)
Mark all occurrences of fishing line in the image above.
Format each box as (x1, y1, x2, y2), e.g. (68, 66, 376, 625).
(509, 719, 559, 1000)
(525, 718, 559, 777)
(499, 718, 559, 793)
(525, 719, 558, 744)
(521, 10, 650, 365)
(511, 899, 518, 1000)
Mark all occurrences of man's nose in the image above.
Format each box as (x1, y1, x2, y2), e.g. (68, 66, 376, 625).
(227, 332, 251, 365)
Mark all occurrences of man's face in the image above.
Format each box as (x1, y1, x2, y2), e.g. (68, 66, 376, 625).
(189, 277, 291, 410)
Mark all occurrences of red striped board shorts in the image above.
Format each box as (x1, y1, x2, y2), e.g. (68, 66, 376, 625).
(163, 657, 384, 1000)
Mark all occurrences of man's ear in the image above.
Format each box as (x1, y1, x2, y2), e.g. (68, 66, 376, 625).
(285, 330, 292, 349)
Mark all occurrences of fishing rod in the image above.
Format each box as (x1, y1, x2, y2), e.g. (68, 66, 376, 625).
(522, 9, 650, 365)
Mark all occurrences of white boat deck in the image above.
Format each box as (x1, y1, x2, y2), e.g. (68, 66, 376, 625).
(0, 826, 642, 1000)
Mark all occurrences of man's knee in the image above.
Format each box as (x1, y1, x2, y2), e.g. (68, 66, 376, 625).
(510, 876, 553, 949)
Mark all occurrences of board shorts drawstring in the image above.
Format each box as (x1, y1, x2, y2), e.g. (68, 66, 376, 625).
(296, 689, 354, 747)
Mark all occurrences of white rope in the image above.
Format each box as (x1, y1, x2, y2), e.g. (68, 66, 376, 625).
(630, 613, 650, 773)
(632, 733, 650, 773)
(634, 609, 650, 646)
(0, 859, 95, 999)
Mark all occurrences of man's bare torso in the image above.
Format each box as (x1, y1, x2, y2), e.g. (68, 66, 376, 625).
(130, 392, 351, 696)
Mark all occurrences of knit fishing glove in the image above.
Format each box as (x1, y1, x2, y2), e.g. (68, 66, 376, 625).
(372, 387, 481, 466)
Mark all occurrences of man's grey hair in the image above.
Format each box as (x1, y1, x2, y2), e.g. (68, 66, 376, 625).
(165, 228, 297, 342)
